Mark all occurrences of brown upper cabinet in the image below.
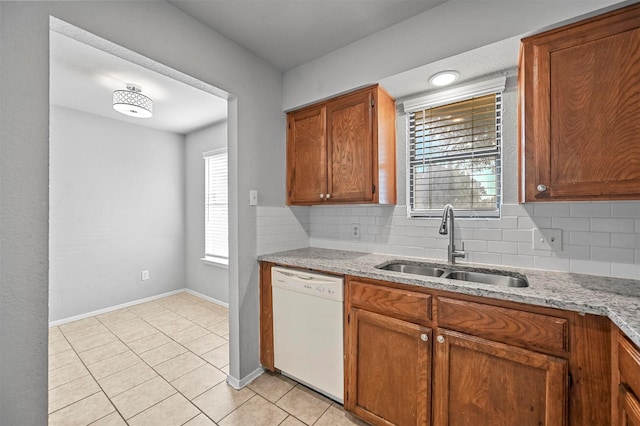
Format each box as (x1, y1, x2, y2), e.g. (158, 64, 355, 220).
(519, 4, 640, 202)
(286, 85, 396, 205)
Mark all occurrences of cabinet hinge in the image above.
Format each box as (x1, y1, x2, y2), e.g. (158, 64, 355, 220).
(371, 98, 375, 108)
(347, 313, 350, 324)
(568, 372, 573, 389)
(346, 391, 349, 401)
(372, 184, 376, 194)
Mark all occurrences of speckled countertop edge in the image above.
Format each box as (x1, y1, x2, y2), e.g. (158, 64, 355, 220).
(258, 247, 640, 348)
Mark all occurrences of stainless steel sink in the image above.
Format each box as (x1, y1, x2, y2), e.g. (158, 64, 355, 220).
(377, 262, 445, 277)
(375, 261, 529, 288)
(443, 270, 529, 288)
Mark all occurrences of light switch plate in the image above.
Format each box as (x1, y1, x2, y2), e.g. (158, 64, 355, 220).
(532, 228, 562, 251)
(249, 190, 258, 206)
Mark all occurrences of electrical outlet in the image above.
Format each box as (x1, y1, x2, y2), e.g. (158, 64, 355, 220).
(532, 229, 562, 251)
(249, 190, 258, 206)
(141, 270, 149, 281)
(352, 223, 360, 239)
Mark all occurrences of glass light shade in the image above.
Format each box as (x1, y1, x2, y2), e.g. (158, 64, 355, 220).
(429, 71, 460, 87)
(112, 89, 153, 118)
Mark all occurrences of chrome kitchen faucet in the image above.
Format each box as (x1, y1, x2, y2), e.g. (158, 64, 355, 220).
(439, 204, 466, 264)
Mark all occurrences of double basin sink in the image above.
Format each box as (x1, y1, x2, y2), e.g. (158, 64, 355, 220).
(377, 261, 529, 288)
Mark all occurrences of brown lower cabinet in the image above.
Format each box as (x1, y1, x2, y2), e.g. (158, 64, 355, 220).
(346, 308, 431, 426)
(259, 263, 614, 426)
(616, 331, 640, 426)
(432, 329, 567, 426)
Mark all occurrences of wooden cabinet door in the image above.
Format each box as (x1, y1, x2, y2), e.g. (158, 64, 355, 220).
(520, 4, 640, 201)
(287, 105, 327, 204)
(346, 308, 431, 426)
(433, 329, 568, 426)
(619, 385, 640, 426)
(326, 89, 374, 203)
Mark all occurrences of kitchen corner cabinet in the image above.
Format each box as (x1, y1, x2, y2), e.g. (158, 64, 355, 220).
(615, 331, 640, 426)
(519, 4, 640, 202)
(286, 85, 396, 205)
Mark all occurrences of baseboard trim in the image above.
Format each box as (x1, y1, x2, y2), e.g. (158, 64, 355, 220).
(48, 289, 185, 327)
(185, 288, 229, 308)
(227, 367, 264, 389)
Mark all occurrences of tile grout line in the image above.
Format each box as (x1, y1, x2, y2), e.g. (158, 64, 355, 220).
(50, 294, 232, 426)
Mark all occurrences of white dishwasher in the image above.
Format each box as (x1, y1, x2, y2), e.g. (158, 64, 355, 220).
(271, 266, 344, 403)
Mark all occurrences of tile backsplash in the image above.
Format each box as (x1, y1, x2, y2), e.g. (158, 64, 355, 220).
(257, 202, 640, 280)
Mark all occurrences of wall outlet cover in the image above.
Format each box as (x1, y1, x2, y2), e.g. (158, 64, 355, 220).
(532, 228, 562, 251)
(352, 223, 360, 239)
(249, 190, 258, 206)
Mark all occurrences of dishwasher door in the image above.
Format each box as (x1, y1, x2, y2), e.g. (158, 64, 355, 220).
(271, 267, 344, 402)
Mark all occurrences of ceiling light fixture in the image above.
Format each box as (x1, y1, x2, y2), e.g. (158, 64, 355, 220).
(429, 70, 460, 87)
(113, 84, 153, 118)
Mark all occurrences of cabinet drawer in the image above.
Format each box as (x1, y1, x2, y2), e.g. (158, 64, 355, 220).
(619, 335, 640, 398)
(349, 280, 431, 324)
(437, 297, 568, 353)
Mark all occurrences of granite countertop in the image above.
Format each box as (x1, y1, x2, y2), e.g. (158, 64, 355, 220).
(258, 247, 640, 348)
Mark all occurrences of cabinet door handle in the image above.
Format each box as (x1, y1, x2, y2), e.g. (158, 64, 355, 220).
(325, 193, 331, 199)
(420, 333, 428, 342)
(536, 184, 547, 192)
(320, 194, 325, 199)
(436, 335, 445, 344)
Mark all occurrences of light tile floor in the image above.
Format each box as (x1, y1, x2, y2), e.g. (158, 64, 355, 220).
(49, 292, 366, 426)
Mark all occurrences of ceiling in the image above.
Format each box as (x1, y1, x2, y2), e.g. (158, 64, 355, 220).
(50, 31, 228, 135)
(50, 0, 448, 133)
(168, 0, 448, 72)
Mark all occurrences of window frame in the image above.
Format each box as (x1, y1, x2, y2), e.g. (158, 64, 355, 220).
(202, 148, 229, 266)
(403, 77, 506, 219)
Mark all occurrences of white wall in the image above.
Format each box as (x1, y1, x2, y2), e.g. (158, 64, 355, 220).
(49, 106, 185, 322)
(0, 2, 284, 424)
(185, 121, 229, 303)
(282, 0, 626, 110)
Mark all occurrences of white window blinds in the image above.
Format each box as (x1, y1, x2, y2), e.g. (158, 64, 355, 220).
(204, 149, 228, 262)
(404, 77, 505, 218)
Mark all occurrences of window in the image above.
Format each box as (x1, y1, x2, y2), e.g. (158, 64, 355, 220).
(203, 148, 228, 264)
(404, 77, 505, 218)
